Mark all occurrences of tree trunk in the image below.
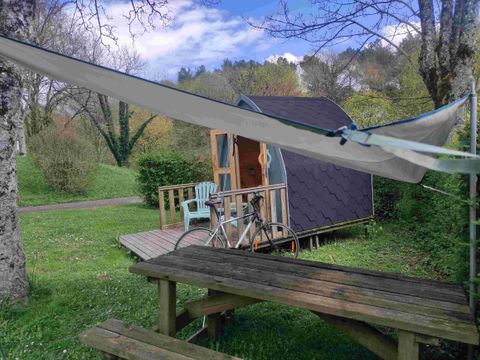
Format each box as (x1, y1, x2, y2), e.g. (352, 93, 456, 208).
(448, 0, 478, 102)
(0, 0, 35, 302)
(17, 106, 27, 155)
(418, 0, 479, 111)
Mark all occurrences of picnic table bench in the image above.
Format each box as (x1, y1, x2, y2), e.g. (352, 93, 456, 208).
(129, 245, 479, 360)
(80, 319, 242, 359)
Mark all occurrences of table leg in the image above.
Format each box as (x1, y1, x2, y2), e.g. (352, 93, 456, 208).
(398, 330, 419, 360)
(207, 289, 223, 339)
(157, 279, 176, 337)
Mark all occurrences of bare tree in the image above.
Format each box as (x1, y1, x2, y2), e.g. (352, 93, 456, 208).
(255, 0, 479, 109)
(70, 47, 156, 167)
(20, 0, 98, 154)
(0, 0, 35, 302)
(0, 0, 218, 302)
(300, 53, 354, 103)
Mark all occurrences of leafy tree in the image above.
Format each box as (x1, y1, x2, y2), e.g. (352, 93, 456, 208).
(131, 112, 173, 159)
(257, 0, 478, 110)
(395, 46, 434, 117)
(177, 67, 194, 83)
(225, 59, 300, 97)
(343, 90, 397, 127)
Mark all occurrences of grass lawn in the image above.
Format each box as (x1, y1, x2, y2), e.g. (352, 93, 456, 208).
(17, 156, 140, 207)
(0, 205, 448, 359)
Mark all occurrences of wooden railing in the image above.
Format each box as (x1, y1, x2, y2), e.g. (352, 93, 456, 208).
(158, 182, 198, 229)
(209, 183, 288, 247)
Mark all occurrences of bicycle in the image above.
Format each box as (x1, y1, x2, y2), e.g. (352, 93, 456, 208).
(174, 193, 300, 257)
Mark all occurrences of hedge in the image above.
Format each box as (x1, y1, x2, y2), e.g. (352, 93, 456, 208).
(137, 151, 212, 207)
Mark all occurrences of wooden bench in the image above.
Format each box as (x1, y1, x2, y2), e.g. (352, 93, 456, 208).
(79, 319, 242, 360)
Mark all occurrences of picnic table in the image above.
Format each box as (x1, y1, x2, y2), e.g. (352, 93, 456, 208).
(129, 245, 479, 360)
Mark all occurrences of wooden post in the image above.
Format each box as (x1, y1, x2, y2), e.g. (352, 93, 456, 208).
(168, 190, 176, 224)
(178, 189, 185, 224)
(159, 190, 166, 229)
(157, 280, 176, 337)
(398, 330, 419, 360)
(210, 197, 218, 230)
(207, 289, 223, 339)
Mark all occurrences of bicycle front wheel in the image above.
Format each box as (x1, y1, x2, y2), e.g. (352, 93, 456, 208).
(250, 222, 299, 258)
(174, 227, 226, 250)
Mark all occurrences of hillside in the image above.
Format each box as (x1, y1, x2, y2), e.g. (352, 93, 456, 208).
(17, 156, 140, 207)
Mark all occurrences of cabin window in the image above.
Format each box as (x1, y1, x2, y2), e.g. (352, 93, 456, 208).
(216, 134, 230, 168)
(266, 145, 286, 185)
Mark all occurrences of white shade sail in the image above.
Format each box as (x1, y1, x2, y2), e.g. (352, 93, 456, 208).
(0, 35, 478, 183)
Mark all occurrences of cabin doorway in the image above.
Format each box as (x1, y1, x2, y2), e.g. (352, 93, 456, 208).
(236, 136, 263, 189)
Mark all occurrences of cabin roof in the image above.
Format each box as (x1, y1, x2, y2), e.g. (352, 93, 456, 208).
(244, 96, 352, 130)
(237, 95, 373, 233)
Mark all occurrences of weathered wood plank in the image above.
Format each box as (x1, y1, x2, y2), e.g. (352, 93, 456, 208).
(184, 292, 262, 318)
(159, 190, 167, 229)
(179, 190, 185, 223)
(129, 233, 169, 254)
(80, 319, 242, 359)
(207, 289, 222, 339)
(280, 187, 288, 235)
(224, 197, 232, 243)
(168, 190, 176, 225)
(247, 193, 255, 240)
(235, 194, 244, 243)
(176, 246, 470, 312)
(80, 327, 191, 360)
(398, 330, 419, 360)
(130, 256, 478, 344)
(204, 247, 466, 301)
(314, 312, 398, 360)
(154, 252, 472, 324)
(120, 235, 157, 259)
(157, 280, 176, 337)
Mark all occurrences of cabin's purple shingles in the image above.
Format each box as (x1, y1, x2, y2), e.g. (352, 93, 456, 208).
(248, 96, 374, 233)
(283, 150, 373, 232)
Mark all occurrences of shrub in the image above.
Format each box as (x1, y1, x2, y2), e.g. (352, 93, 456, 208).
(29, 126, 98, 194)
(138, 151, 193, 207)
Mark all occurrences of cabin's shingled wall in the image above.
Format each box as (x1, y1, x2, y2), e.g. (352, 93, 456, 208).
(247, 96, 373, 232)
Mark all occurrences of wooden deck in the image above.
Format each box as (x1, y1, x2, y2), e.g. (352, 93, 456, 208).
(119, 226, 185, 260)
(119, 224, 246, 260)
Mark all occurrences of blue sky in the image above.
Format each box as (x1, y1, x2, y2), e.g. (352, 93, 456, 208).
(104, 0, 415, 81)
(106, 0, 316, 80)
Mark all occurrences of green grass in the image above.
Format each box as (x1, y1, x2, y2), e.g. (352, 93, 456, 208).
(0, 206, 448, 359)
(17, 156, 140, 207)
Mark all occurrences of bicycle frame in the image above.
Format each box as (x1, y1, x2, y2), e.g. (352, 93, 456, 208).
(206, 209, 260, 249)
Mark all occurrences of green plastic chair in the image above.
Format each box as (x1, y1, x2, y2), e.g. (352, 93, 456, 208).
(181, 181, 218, 231)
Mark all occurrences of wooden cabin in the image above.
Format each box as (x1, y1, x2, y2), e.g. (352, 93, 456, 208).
(124, 96, 374, 259)
(209, 95, 374, 238)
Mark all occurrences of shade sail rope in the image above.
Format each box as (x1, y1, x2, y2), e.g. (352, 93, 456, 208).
(0, 34, 478, 183)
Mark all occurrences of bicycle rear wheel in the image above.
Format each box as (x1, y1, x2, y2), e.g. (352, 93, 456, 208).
(250, 222, 299, 258)
(174, 227, 226, 250)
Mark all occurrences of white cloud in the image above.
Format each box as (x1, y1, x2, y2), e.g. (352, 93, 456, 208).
(266, 52, 300, 64)
(102, 1, 267, 78)
(380, 22, 420, 48)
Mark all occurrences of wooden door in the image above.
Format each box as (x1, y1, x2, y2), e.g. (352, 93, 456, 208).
(210, 130, 238, 191)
